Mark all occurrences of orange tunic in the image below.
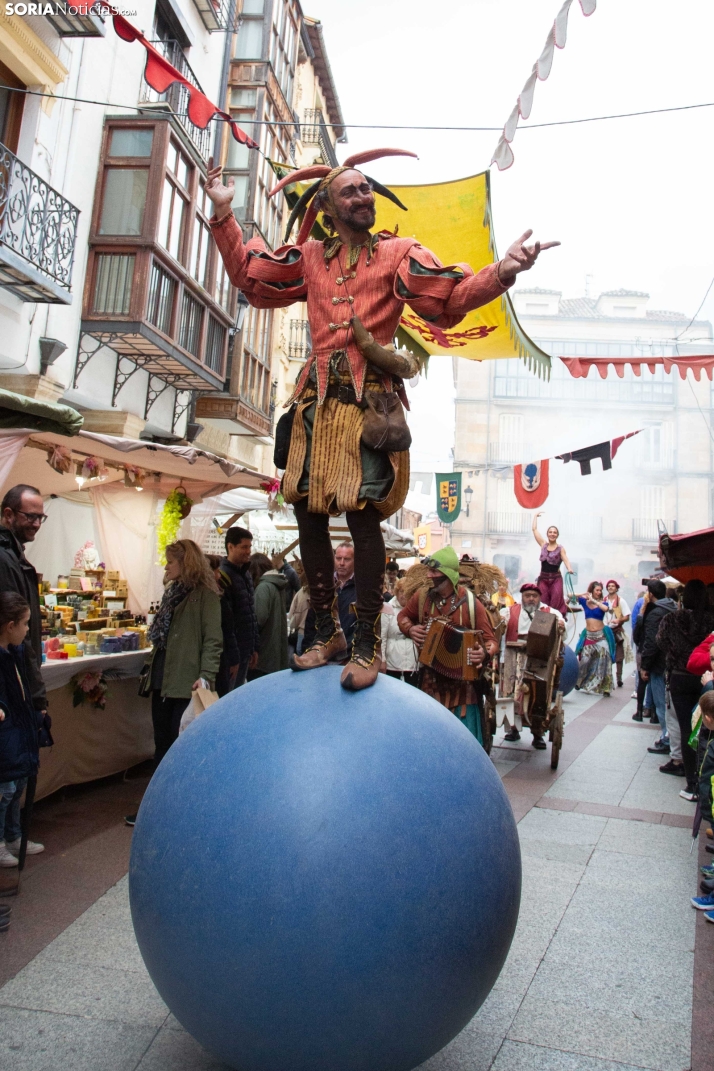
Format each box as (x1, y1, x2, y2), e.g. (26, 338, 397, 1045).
(210, 213, 510, 515)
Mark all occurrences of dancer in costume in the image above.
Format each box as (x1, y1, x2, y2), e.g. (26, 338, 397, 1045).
(575, 581, 615, 696)
(206, 150, 558, 690)
(397, 547, 496, 742)
(499, 583, 564, 747)
(604, 579, 632, 688)
(531, 513, 573, 617)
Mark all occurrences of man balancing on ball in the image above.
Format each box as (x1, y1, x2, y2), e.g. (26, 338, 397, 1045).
(205, 149, 558, 691)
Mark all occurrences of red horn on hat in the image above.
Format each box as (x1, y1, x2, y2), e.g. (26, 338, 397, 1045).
(294, 199, 320, 246)
(269, 165, 331, 198)
(342, 148, 418, 167)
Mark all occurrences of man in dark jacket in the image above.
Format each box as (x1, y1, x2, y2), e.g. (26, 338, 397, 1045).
(219, 526, 258, 687)
(303, 542, 357, 656)
(0, 485, 48, 712)
(636, 579, 677, 753)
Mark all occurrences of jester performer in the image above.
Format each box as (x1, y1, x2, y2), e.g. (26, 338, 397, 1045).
(205, 149, 558, 690)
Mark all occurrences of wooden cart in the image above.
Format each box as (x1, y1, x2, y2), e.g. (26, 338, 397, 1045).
(494, 609, 565, 769)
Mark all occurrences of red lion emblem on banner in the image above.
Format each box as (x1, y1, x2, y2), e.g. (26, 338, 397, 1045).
(400, 314, 497, 349)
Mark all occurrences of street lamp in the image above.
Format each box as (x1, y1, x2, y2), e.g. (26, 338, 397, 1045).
(464, 485, 473, 517)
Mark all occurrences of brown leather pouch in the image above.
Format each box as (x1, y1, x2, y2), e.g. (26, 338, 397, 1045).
(361, 391, 412, 452)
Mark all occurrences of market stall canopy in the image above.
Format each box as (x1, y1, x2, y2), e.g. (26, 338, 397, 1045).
(562, 355, 714, 380)
(0, 428, 270, 501)
(0, 388, 83, 436)
(659, 526, 714, 584)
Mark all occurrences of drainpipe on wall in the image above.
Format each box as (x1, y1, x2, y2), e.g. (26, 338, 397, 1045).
(481, 361, 493, 562)
(212, 0, 238, 163)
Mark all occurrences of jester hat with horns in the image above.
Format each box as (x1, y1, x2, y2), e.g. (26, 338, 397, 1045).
(269, 148, 418, 244)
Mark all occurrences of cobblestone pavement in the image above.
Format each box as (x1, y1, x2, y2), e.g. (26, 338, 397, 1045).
(0, 672, 708, 1071)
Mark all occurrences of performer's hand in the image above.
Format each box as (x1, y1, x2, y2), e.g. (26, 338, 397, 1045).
(702, 671, 713, 686)
(206, 156, 235, 220)
(640, 669, 649, 681)
(557, 620, 566, 634)
(467, 644, 485, 667)
(249, 651, 259, 669)
(498, 230, 560, 283)
(409, 624, 428, 646)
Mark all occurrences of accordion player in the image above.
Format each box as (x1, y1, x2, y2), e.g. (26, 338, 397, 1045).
(419, 619, 485, 682)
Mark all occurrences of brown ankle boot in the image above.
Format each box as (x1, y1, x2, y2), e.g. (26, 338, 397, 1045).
(292, 609, 346, 671)
(341, 618, 381, 691)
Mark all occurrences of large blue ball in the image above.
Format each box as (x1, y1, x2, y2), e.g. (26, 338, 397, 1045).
(130, 669, 521, 1071)
(560, 644, 579, 696)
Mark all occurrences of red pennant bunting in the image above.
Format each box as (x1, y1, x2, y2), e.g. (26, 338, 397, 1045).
(112, 14, 258, 150)
(514, 459, 549, 508)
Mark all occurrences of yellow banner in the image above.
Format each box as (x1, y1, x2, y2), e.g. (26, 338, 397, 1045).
(373, 170, 550, 377)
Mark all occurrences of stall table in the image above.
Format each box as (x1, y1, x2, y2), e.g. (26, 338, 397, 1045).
(37, 649, 154, 800)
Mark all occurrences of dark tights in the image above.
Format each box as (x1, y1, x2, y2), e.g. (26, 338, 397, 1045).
(151, 693, 190, 764)
(294, 498, 385, 623)
(669, 671, 702, 791)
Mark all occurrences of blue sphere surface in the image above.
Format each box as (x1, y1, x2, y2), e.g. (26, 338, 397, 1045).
(560, 644, 579, 696)
(130, 668, 521, 1071)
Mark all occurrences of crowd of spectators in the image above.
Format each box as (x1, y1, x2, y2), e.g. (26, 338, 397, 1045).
(630, 577, 714, 920)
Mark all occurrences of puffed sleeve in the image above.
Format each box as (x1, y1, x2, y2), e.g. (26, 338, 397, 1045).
(395, 243, 511, 330)
(210, 211, 308, 309)
(397, 592, 421, 637)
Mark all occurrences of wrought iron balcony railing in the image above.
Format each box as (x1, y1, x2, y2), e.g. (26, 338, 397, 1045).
(287, 318, 311, 361)
(301, 108, 338, 168)
(139, 41, 212, 161)
(487, 511, 530, 536)
(191, 0, 233, 32)
(632, 518, 675, 543)
(0, 142, 79, 303)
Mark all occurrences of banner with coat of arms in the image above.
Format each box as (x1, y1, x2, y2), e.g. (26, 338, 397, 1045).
(436, 472, 462, 523)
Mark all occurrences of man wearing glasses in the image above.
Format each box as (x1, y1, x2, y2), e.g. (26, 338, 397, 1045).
(0, 485, 48, 714)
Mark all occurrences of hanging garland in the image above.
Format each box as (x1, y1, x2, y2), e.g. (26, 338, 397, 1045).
(157, 486, 193, 564)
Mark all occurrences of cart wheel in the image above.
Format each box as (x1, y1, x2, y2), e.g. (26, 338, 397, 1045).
(550, 742, 560, 770)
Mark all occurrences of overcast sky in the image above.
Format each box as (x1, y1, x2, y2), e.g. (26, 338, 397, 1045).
(303, 0, 714, 488)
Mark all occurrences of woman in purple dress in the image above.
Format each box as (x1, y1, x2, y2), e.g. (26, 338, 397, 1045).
(531, 512, 573, 617)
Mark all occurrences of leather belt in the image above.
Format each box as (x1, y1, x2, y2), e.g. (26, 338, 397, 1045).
(324, 383, 367, 407)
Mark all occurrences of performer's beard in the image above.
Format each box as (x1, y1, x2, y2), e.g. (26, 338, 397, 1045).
(336, 200, 376, 232)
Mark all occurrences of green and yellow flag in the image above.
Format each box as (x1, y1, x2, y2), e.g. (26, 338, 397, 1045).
(373, 170, 550, 378)
(436, 472, 462, 524)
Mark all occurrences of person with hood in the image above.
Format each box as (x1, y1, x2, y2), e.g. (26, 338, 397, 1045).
(397, 547, 495, 742)
(250, 554, 289, 677)
(635, 579, 678, 755)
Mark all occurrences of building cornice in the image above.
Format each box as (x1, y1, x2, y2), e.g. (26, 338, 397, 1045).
(0, 13, 68, 90)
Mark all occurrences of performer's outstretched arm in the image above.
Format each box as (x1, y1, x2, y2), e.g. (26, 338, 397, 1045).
(206, 157, 307, 307)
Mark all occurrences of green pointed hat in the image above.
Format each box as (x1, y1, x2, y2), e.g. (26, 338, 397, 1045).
(427, 546, 460, 588)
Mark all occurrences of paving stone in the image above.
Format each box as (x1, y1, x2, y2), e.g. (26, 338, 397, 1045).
(492, 1039, 651, 1071)
(135, 1026, 230, 1069)
(0, 960, 168, 1027)
(0, 1007, 156, 1071)
(598, 816, 697, 860)
(417, 1021, 503, 1071)
(508, 995, 691, 1071)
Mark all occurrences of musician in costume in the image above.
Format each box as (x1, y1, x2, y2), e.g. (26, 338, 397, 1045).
(604, 579, 632, 688)
(396, 547, 496, 742)
(205, 149, 557, 691)
(500, 583, 564, 748)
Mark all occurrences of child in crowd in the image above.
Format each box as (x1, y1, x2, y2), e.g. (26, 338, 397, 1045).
(0, 591, 44, 869)
(690, 690, 714, 917)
